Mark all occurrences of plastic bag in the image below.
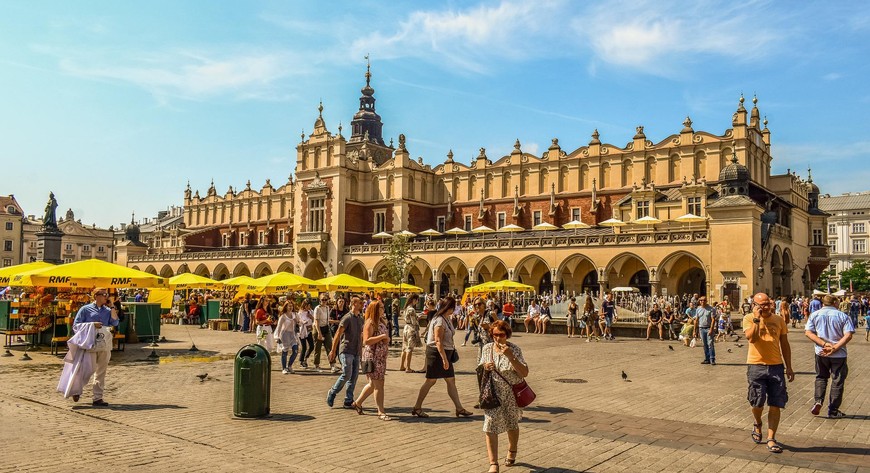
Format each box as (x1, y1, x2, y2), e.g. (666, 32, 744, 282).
(689, 337, 697, 348)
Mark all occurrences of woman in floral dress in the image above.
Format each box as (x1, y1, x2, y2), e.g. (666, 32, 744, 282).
(352, 300, 391, 420)
(479, 320, 529, 472)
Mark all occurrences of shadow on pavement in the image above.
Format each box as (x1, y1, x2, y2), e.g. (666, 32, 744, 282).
(514, 463, 584, 472)
(525, 405, 573, 414)
(73, 403, 186, 411)
(781, 443, 870, 455)
(261, 413, 316, 422)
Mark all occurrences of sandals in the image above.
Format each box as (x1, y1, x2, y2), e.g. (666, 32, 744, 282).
(455, 408, 474, 418)
(505, 450, 517, 466)
(378, 413, 392, 421)
(751, 423, 763, 444)
(488, 462, 499, 473)
(411, 407, 429, 418)
(351, 402, 364, 415)
(766, 438, 782, 453)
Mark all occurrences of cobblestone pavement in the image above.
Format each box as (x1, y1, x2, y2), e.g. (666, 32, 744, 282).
(0, 325, 868, 472)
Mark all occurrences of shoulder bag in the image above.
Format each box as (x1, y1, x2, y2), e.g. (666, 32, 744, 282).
(492, 345, 536, 408)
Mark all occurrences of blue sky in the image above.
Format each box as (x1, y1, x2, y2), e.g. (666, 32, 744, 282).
(2, 0, 869, 228)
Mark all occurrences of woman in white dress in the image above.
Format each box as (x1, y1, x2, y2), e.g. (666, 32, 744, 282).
(479, 320, 529, 472)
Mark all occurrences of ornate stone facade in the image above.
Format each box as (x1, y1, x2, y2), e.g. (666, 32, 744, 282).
(128, 71, 830, 301)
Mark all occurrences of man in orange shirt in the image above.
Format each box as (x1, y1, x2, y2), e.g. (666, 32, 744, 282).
(743, 292, 794, 454)
(502, 298, 515, 323)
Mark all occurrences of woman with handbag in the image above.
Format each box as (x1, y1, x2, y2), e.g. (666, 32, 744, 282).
(351, 300, 391, 420)
(479, 320, 530, 472)
(400, 294, 423, 373)
(411, 296, 473, 419)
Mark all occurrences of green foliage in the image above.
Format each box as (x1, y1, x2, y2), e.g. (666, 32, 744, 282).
(839, 260, 870, 292)
(382, 235, 418, 287)
(816, 267, 837, 290)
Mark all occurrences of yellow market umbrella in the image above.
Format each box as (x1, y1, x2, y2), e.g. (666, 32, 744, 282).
(0, 261, 54, 285)
(532, 222, 559, 231)
(373, 281, 424, 293)
(244, 272, 321, 294)
(221, 275, 256, 288)
(466, 280, 533, 295)
(316, 273, 376, 292)
(675, 213, 707, 223)
(168, 273, 221, 289)
(11, 258, 165, 289)
(632, 216, 662, 225)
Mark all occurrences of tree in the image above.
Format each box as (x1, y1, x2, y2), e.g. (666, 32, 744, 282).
(382, 235, 418, 290)
(816, 267, 837, 291)
(838, 260, 870, 292)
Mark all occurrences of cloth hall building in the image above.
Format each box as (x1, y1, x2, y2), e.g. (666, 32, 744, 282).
(120, 66, 831, 302)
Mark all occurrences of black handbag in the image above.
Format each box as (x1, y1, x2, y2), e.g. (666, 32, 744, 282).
(361, 359, 375, 374)
(478, 369, 501, 410)
(449, 349, 459, 364)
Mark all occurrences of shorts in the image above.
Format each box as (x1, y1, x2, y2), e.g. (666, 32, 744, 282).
(747, 364, 788, 408)
(566, 314, 578, 327)
(600, 316, 613, 327)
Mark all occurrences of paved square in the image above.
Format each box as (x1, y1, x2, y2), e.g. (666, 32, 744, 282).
(0, 326, 867, 472)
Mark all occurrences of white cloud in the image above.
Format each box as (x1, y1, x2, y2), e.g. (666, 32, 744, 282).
(573, 0, 787, 76)
(823, 72, 843, 81)
(39, 45, 309, 102)
(350, 0, 567, 74)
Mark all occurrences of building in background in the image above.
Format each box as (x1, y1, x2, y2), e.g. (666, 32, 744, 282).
(0, 195, 25, 267)
(128, 66, 830, 301)
(22, 209, 114, 264)
(819, 192, 870, 276)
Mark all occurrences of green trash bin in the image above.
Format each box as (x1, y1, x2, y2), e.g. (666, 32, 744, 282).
(233, 344, 271, 417)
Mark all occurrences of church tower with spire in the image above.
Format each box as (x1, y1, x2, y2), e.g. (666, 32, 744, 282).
(349, 56, 385, 147)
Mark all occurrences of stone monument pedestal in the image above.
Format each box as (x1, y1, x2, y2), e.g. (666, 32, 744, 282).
(36, 230, 64, 264)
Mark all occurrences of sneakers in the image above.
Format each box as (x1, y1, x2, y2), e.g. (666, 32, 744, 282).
(326, 390, 335, 408)
(282, 369, 289, 375)
(331, 366, 340, 374)
(92, 399, 109, 407)
(711, 360, 716, 366)
(701, 360, 711, 364)
(827, 410, 847, 419)
(811, 402, 822, 416)
(314, 366, 322, 373)
(586, 338, 591, 343)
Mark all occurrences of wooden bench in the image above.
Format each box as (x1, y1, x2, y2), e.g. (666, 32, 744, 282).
(50, 336, 70, 355)
(3, 329, 37, 348)
(114, 333, 125, 352)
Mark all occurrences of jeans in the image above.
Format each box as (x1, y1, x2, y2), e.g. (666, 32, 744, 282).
(313, 327, 333, 367)
(280, 344, 299, 370)
(700, 329, 715, 362)
(300, 334, 314, 365)
(392, 313, 400, 337)
(814, 355, 848, 412)
(242, 315, 250, 333)
(328, 353, 360, 406)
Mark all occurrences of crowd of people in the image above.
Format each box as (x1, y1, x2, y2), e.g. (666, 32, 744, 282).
(52, 284, 869, 471)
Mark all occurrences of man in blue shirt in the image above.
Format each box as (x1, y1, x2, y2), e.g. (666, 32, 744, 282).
(848, 296, 861, 330)
(72, 287, 119, 407)
(808, 295, 822, 314)
(805, 295, 855, 419)
(693, 296, 717, 365)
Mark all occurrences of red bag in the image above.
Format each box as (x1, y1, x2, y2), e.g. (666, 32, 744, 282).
(492, 347, 536, 408)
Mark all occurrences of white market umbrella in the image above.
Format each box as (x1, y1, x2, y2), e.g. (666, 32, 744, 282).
(446, 227, 468, 240)
(563, 219, 590, 235)
(472, 226, 495, 242)
(420, 228, 441, 241)
(599, 217, 626, 227)
(498, 223, 524, 243)
(394, 230, 416, 238)
(373, 231, 393, 241)
(611, 286, 640, 293)
(532, 222, 558, 231)
(675, 213, 707, 223)
(633, 216, 662, 225)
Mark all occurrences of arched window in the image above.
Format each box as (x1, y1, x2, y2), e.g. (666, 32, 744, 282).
(387, 175, 395, 199)
(371, 177, 380, 201)
(646, 157, 656, 183)
(600, 162, 611, 188)
(694, 151, 707, 180)
(407, 175, 416, 200)
(560, 166, 569, 192)
(621, 159, 632, 187)
(579, 164, 589, 190)
(539, 168, 549, 193)
(468, 175, 477, 201)
(502, 171, 511, 197)
(668, 155, 680, 182)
